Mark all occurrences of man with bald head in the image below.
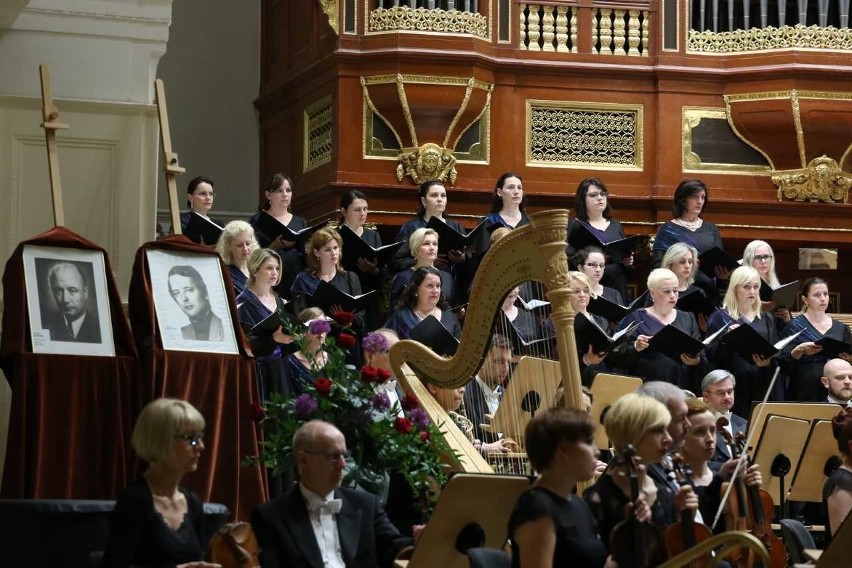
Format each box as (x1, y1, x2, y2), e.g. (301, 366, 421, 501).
(251, 420, 413, 568)
(44, 261, 101, 343)
(822, 358, 852, 407)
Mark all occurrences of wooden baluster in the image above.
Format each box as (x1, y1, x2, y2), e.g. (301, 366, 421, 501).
(628, 9, 640, 55)
(528, 5, 541, 51)
(520, 5, 528, 50)
(599, 8, 612, 54)
(613, 9, 626, 55)
(642, 10, 649, 55)
(542, 5, 555, 51)
(556, 6, 569, 52)
(570, 7, 578, 53)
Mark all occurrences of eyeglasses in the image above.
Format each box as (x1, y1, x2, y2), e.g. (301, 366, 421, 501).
(303, 449, 351, 462)
(175, 432, 205, 447)
(753, 255, 773, 262)
(587, 191, 608, 199)
(583, 262, 605, 269)
(193, 191, 215, 198)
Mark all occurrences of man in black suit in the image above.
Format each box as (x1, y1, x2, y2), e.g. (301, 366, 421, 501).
(701, 369, 748, 469)
(462, 334, 512, 444)
(44, 261, 101, 343)
(251, 420, 414, 568)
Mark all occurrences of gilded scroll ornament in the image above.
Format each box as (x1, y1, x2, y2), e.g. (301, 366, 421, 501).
(688, 24, 852, 53)
(396, 142, 458, 185)
(369, 6, 488, 38)
(318, 0, 339, 35)
(772, 156, 852, 203)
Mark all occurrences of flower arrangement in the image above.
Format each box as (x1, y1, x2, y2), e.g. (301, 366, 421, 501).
(246, 311, 454, 504)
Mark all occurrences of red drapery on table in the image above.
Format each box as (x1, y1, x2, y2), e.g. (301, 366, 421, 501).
(128, 236, 268, 521)
(1, 227, 141, 499)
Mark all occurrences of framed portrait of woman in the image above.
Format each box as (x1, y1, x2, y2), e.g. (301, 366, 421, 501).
(146, 249, 238, 354)
(22, 245, 116, 356)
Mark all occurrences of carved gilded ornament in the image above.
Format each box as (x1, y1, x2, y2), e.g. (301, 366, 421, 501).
(396, 143, 458, 185)
(318, 0, 339, 35)
(688, 24, 852, 54)
(369, 6, 488, 38)
(772, 156, 851, 204)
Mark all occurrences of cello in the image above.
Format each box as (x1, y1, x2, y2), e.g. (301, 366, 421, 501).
(663, 453, 713, 566)
(718, 418, 786, 568)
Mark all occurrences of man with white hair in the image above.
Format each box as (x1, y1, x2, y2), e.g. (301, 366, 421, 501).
(701, 369, 748, 470)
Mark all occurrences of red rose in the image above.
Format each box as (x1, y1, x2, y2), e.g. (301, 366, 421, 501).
(247, 401, 265, 422)
(314, 377, 333, 396)
(360, 365, 379, 384)
(401, 394, 420, 411)
(332, 310, 356, 327)
(419, 431, 431, 442)
(394, 417, 413, 434)
(376, 368, 393, 382)
(337, 332, 357, 349)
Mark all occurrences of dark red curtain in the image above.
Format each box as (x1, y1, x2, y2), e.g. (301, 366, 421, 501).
(1, 227, 141, 499)
(128, 236, 268, 521)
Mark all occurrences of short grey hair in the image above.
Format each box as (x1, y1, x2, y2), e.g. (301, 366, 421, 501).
(701, 369, 736, 392)
(637, 381, 687, 405)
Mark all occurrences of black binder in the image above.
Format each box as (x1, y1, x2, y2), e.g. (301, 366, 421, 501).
(184, 212, 224, 245)
(720, 325, 803, 360)
(337, 225, 404, 270)
(569, 222, 648, 262)
(648, 322, 729, 361)
(815, 336, 852, 359)
(588, 290, 649, 323)
(239, 306, 302, 357)
(574, 312, 639, 355)
(409, 315, 459, 357)
(425, 217, 488, 254)
(497, 313, 552, 355)
(307, 281, 375, 313)
(676, 288, 717, 317)
(697, 247, 741, 278)
(254, 211, 327, 245)
(759, 279, 800, 308)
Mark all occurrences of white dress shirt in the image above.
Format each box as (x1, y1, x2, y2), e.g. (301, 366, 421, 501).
(475, 376, 501, 416)
(299, 484, 346, 568)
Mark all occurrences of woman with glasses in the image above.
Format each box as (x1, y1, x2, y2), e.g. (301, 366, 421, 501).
(568, 178, 633, 301)
(179, 176, 224, 243)
(705, 266, 781, 414)
(249, 173, 309, 295)
(103, 398, 219, 568)
(742, 240, 791, 326)
(576, 246, 624, 306)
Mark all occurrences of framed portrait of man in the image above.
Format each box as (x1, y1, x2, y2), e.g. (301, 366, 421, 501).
(22, 245, 116, 356)
(146, 249, 238, 354)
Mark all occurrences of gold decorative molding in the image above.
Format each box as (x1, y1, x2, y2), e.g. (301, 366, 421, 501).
(688, 23, 852, 54)
(526, 100, 643, 170)
(682, 107, 770, 175)
(396, 142, 457, 185)
(303, 96, 333, 172)
(318, 0, 339, 35)
(772, 155, 852, 203)
(368, 6, 488, 38)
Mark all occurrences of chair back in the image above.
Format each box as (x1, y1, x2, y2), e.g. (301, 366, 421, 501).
(466, 547, 511, 568)
(779, 518, 816, 565)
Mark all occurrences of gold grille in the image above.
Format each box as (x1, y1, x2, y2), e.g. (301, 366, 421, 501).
(304, 97, 333, 172)
(688, 24, 852, 54)
(368, 6, 489, 38)
(527, 101, 643, 169)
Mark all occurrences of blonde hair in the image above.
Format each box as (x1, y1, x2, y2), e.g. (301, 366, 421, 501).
(647, 267, 679, 290)
(132, 398, 205, 464)
(305, 229, 343, 275)
(742, 240, 780, 288)
(569, 270, 596, 298)
(247, 248, 282, 287)
(299, 306, 325, 323)
(408, 228, 439, 258)
(662, 242, 699, 286)
(216, 221, 258, 265)
(604, 393, 671, 452)
(723, 266, 762, 319)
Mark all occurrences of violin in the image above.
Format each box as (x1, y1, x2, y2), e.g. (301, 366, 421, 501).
(609, 445, 666, 568)
(663, 453, 712, 566)
(717, 417, 785, 568)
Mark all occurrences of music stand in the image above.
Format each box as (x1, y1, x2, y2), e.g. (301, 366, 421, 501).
(396, 473, 531, 568)
(747, 403, 838, 441)
(788, 420, 839, 503)
(751, 414, 810, 506)
(485, 356, 562, 451)
(589, 373, 643, 449)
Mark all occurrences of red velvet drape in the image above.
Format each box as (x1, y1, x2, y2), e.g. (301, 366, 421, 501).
(1, 227, 141, 499)
(128, 236, 268, 521)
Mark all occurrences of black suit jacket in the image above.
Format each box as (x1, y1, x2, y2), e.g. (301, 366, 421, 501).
(462, 378, 499, 443)
(709, 413, 748, 471)
(46, 310, 101, 343)
(251, 486, 411, 568)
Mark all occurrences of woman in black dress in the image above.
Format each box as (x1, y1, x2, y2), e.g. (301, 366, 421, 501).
(575, 246, 624, 306)
(216, 220, 258, 296)
(568, 178, 634, 301)
(474, 172, 530, 261)
(825, 408, 852, 542)
(509, 407, 612, 568)
(103, 398, 219, 568)
(338, 189, 385, 330)
(384, 267, 461, 340)
(178, 176, 224, 241)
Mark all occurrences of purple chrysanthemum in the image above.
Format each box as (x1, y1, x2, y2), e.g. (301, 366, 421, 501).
(371, 392, 391, 412)
(362, 331, 389, 354)
(408, 407, 430, 430)
(308, 319, 331, 335)
(294, 393, 318, 418)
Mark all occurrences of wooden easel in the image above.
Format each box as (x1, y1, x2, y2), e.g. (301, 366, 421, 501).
(39, 64, 68, 227)
(154, 78, 186, 235)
